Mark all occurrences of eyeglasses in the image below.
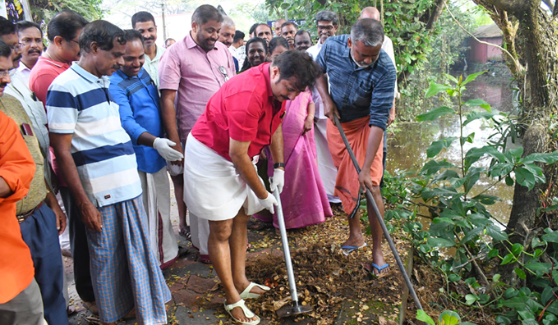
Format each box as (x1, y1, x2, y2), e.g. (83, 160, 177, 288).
(219, 66, 230, 82)
(9, 43, 22, 51)
(67, 39, 79, 46)
(21, 38, 43, 45)
(0, 70, 10, 77)
(317, 25, 335, 31)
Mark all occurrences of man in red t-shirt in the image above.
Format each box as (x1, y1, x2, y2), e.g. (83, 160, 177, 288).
(183, 50, 321, 324)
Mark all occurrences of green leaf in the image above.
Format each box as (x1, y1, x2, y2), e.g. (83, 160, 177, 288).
(501, 253, 515, 265)
(416, 310, 436, 325)
(417, 106, 455, 121)
(515, 167, 536, 190)
(543, 230, 558, 243)
(525, 262, 552, 272)
(521, 151, 558, 164)
(425, 81, 452, 98)
(496, 316, 511, 325)
(523, 163, 546, 184)
(462, 71, 486, 86)
(505, 288, 519, 298)
(501, 296, 529, 309)
(420, 160, 457, 176)
(472, 194, 500, 205)
(427, 237, 456, 248)
(543, 204, 558, 212)
(490, 163, 514, 178)
(493, 273, 501, 282)
(486, 225, 508, 242)
(422, 187, 459, 200)
(511, 243, 524, 256)
(508, 147, 524, 160)
(449, 273, 461, 282)
(465, 146, 506, 169)
(464, 110, 498, 126)
(488, 249, 499, 259)
(505, 176, 514, 186)
(464, 98, 492, 112)
(541, 286, 554, 305)
(515, 268, 526, 280)
(460, 227, 483, 245)
(440, 310, 461, 324)
(427, 137, 457, 158)
(465, 294, 478, 305)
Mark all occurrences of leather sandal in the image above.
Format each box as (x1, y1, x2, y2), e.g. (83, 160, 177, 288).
(224, 299, 260, 325)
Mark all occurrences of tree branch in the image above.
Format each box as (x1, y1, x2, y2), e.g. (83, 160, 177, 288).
(484, 0, 531, 13)
(426, 0, 447, 30)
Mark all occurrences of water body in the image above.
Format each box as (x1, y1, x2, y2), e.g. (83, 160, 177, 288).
(386, 75, 517, 224)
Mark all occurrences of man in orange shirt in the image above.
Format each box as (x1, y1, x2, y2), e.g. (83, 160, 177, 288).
(0, 39, 45, 325)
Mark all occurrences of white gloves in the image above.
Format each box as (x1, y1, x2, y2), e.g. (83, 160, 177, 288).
(153, 138, 184, 162)
(259, 192, 278, 214)
(269, 168, 285, 194)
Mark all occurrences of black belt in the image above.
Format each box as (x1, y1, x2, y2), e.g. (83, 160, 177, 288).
(16, 201, 44, 223)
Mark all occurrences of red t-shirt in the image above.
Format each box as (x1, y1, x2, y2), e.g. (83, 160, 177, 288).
(191, 63, 286, 161)
(28, 56, 71, 106)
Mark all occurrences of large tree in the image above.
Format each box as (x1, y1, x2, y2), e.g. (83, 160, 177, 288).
(471, 0, 558, 274)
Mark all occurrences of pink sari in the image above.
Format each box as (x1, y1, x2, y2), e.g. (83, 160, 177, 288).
(258, 90, 332, 229)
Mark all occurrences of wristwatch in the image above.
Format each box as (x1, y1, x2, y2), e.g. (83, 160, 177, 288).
(273, 162, 285, 169)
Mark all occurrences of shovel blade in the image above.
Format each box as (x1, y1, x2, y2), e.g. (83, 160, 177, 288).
(276, 303, 313, 318)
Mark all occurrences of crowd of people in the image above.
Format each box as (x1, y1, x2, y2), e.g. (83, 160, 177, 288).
(0, 3, 397, 325)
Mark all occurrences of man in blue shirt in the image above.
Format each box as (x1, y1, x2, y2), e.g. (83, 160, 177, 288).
(315, 18, 396, 276)
(109, 29, 182, 269)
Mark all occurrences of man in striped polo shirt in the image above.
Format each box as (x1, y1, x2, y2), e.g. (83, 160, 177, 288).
(47, 20, 170, 325)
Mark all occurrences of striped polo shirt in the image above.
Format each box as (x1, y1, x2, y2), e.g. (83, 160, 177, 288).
(46, 62, 142, 207)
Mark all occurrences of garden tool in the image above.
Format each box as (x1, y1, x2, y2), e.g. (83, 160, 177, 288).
(273, 190, 314, 318)
(333, 114, 424, 311)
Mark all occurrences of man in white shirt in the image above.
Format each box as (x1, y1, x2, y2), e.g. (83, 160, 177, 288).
(307, 11, 338, 59)
(16, 21, 43, 85)
(132, 11, 164, 87)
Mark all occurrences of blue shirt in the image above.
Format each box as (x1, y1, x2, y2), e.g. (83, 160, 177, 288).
(47, 62, 142, 207)
(109, 68, 166, 174)
(316, 35, 396, 131)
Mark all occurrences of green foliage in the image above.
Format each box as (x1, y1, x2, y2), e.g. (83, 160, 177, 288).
(416, 309, 475, 325)
(31, 0, 103, 24)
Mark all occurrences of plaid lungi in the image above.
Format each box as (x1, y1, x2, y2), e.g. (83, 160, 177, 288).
(86, 195, 171, 324)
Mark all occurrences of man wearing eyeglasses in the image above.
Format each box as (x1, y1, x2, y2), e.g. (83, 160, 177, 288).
(15, 21, 43, 85)
(159, 4, 235, 263)
(0, 17, 22, 69)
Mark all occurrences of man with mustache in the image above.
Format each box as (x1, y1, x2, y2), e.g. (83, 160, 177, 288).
(0, 39, 45, 325)
(255, 24, 273, 46)
(27, 9, 96, 315)
(132, 11, 163, 87)
(0, 17, 22, 70)
(218, 17, 239, 72)
(15, 21, 43, 85)
(159, 4, 235, 264)
(294, 30, 312, 52)
(307, 10, 341, 206)
(48, 20, 171, 325)
(0, 17, 69, 325)
(280, 21, 298, 49)
(315, 19, 396, 276)
(109, 29, 181, 270)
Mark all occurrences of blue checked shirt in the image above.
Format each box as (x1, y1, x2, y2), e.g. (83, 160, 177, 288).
(316, 35, 396, 131)
(109, 68, 166, 174)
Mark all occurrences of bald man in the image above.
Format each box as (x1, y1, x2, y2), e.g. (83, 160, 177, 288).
(360, 7, 397, 187)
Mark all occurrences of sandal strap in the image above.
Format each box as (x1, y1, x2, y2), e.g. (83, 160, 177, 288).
(241, 282, 270, 296)
(224, 299, 255, 318)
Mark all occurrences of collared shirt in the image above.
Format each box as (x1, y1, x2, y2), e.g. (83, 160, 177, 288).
(5, 70, 53, 190)
(143, 45, 165, 87)
(158, 33, 236, 142)
(0, 94, 46, 215)
(316, 35, 396, 131)
(47, 62, 142, 207)
(307, 40, 324, 59)
(382, 35, 398, 96)
(191, 63, 285, 161)
(0, 110, 35, 304)
(109, 68, 166, 174)
(29, 56, 71, 107)
(16, 63, 32, 86)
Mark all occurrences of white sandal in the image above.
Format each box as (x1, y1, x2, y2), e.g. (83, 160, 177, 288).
(239, 282, 270, 300)
(224, 299, 260, 325)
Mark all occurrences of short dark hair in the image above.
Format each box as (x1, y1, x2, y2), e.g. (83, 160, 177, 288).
(16, 21, 43, 38)
(256, 23, 272, 34)
(47, 9, 89, 42)
(191, 4, 222, 26)
(131, 11, 155, 28)
(281, 21, 297, 31)
(316, 10, 338, 26)
(123, 29, 144, 46)
(294, 30, 311, 41)
(233, 30, 245, 43)
(79, 20, 125, 54)
(249, 23, 259, 36)
(272, 50, 321, 91)
(0, 39, 12, 58)
(0, 17, 15, 37)
(269, 37, 288, 54)
(165, 38, 175, 45)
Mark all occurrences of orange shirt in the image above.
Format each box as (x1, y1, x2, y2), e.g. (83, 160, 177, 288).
(0, 110, 36, 303)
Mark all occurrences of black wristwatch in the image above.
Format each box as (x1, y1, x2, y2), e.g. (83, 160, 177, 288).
(273, 162, 285, 169)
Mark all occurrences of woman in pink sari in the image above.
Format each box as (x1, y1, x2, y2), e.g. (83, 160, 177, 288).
(256, 37, 332, 229)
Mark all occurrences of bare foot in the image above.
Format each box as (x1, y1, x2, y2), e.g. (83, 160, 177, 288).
(371, 249, 390, 276)
(341, 235, 366, 248)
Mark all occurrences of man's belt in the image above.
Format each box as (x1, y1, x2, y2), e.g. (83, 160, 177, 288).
(16, 201, 44, 223)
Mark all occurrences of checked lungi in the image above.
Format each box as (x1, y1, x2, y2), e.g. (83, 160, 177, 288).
(138, 168, 179, 268)
(85, 195, 171, 324)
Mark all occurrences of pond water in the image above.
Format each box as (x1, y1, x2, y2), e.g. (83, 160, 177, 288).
(386, 74, 517, 225)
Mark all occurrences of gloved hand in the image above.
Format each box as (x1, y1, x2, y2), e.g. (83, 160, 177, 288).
(153, 138, 184, 162)
(259, 192, 278, 214)
(269, 168, 285, 194)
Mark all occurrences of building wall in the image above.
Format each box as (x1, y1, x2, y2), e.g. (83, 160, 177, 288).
(468, 37, 503, 64)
